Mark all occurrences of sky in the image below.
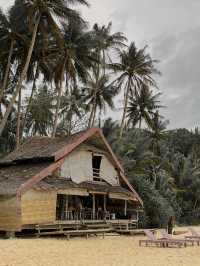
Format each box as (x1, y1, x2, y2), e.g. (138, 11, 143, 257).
(2, 0, 200, 129)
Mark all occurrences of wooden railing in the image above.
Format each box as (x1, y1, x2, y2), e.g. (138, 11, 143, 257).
(93, 168, 100, 177)
(62, 210, 111, 221)
(93, 168, 107, 182)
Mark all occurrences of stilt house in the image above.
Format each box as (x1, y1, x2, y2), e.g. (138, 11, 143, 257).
(0, 128, 143, 235)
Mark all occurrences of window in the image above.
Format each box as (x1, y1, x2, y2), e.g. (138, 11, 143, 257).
(92, 155, 102, 181)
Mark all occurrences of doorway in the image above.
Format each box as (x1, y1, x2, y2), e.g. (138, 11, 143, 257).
(56, 194, 67, 220)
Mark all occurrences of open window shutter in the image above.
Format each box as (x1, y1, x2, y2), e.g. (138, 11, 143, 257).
(70, 150, 93, 183)
(101, 156, 119, 185)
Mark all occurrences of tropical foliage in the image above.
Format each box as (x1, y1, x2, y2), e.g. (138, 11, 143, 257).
(103, 122, 200, 227)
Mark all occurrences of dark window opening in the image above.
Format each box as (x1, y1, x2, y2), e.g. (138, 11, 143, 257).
(56, 194, 67, 220)
(92, 155, 102, 181)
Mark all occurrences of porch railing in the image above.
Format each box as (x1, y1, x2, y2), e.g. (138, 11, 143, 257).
(61, 210, 111, 221)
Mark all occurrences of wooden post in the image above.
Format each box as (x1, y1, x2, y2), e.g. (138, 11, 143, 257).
(92, 194, 95, 220)
(124, 200, 127, 216)
(103, 195, 106, 212)
(66, 196, 68, 220)
(136, 210, 139, 228)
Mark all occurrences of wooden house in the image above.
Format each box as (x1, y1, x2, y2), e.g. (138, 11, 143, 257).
(0, 128, 143, 236)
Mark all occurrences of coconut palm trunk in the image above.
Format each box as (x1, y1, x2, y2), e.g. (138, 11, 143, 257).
(52, 83, 62, 137)
(0, 39, 14, 103)
(120, 78, 131, 138)
(91, 101, 97, 127)
(87, 50, 100, 129)
(52, 55, 67, 137)
(88, 100, 95, 128)
(21, 64, 38, 136)
(16, 87, 21, 149)
(0, 16, 40, 137)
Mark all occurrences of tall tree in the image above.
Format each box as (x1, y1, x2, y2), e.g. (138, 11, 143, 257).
(52, 19, 93, 137)
(0, 0, 88, 137)
(92, 22, 127, 73)
(126, 84, 162, 129)
(84, 72, 119, 128)
(111, 42, 159, 137)
(57, 85, 86, 135)
(0, 9, 16, 103)
(86, 23, 126, 128)
(25, 85, 54, 136)
(146, 111, 168, 155)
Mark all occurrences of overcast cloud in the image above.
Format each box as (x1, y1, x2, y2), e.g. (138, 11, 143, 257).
(2, 0, 200, 129)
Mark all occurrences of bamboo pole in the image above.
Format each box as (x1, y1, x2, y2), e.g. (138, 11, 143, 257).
(124, 200, 127, 216)
(103, 195, 106, 212)
(92, 194, 95, 220)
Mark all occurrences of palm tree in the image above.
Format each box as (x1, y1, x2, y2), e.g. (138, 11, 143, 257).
(102, 118, 119, 137)
(0, 0, 88, 137)
(92, 22, 127, 73)
(126, 84, 162, 129)
(25, 85, 54, 136)
(15, 86, 22, 149)
(0, 111, 16, 155)
(111, 42, 160, 137)
(58, 85, 86, 135)
(146, 111, 169, 155)
(86, 23, 126, 126)
(0, 9, 15, 103)
(51, 19, 93, 137)
(84, 72, 119, 127)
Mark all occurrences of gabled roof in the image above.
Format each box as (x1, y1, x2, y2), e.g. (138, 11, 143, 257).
(0, 162, 51, 195)
(0, 128, 143, 206)
(0, 130, 87, 165)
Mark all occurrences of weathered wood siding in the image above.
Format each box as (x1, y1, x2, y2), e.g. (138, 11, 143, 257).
(21, 190, 56, 225)
(60, 146, 119, 185)
(0, 196, 21, 231)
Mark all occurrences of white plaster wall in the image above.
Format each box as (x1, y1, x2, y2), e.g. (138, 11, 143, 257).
(61, 149, 93, 183)
(60, 148, 119, 185)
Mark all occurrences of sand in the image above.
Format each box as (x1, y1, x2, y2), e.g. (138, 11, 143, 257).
(0, 227, 200, 266)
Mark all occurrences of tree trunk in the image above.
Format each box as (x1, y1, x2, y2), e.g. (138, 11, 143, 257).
(88, 50, 100, 129)
(0, 39, 14, 103)
(16, 87, 21, 149)
(0, 16, 40, 137)
(120, 78, 131, 138)
(52, 54, 67, 137)
(88, 101, 95, 128)
(91, 102, 97, 127)
(21, 64, 38, 136)
(52, 83, 62, 137)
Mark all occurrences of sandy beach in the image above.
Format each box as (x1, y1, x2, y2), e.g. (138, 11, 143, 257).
(0, 227, 199, 266)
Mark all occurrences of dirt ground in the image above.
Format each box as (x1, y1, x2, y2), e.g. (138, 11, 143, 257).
(0, 227, 200, 266)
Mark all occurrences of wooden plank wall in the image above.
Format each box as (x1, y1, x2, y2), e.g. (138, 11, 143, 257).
(21, 190, 57, 225)
(0, 196, 21, 231)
